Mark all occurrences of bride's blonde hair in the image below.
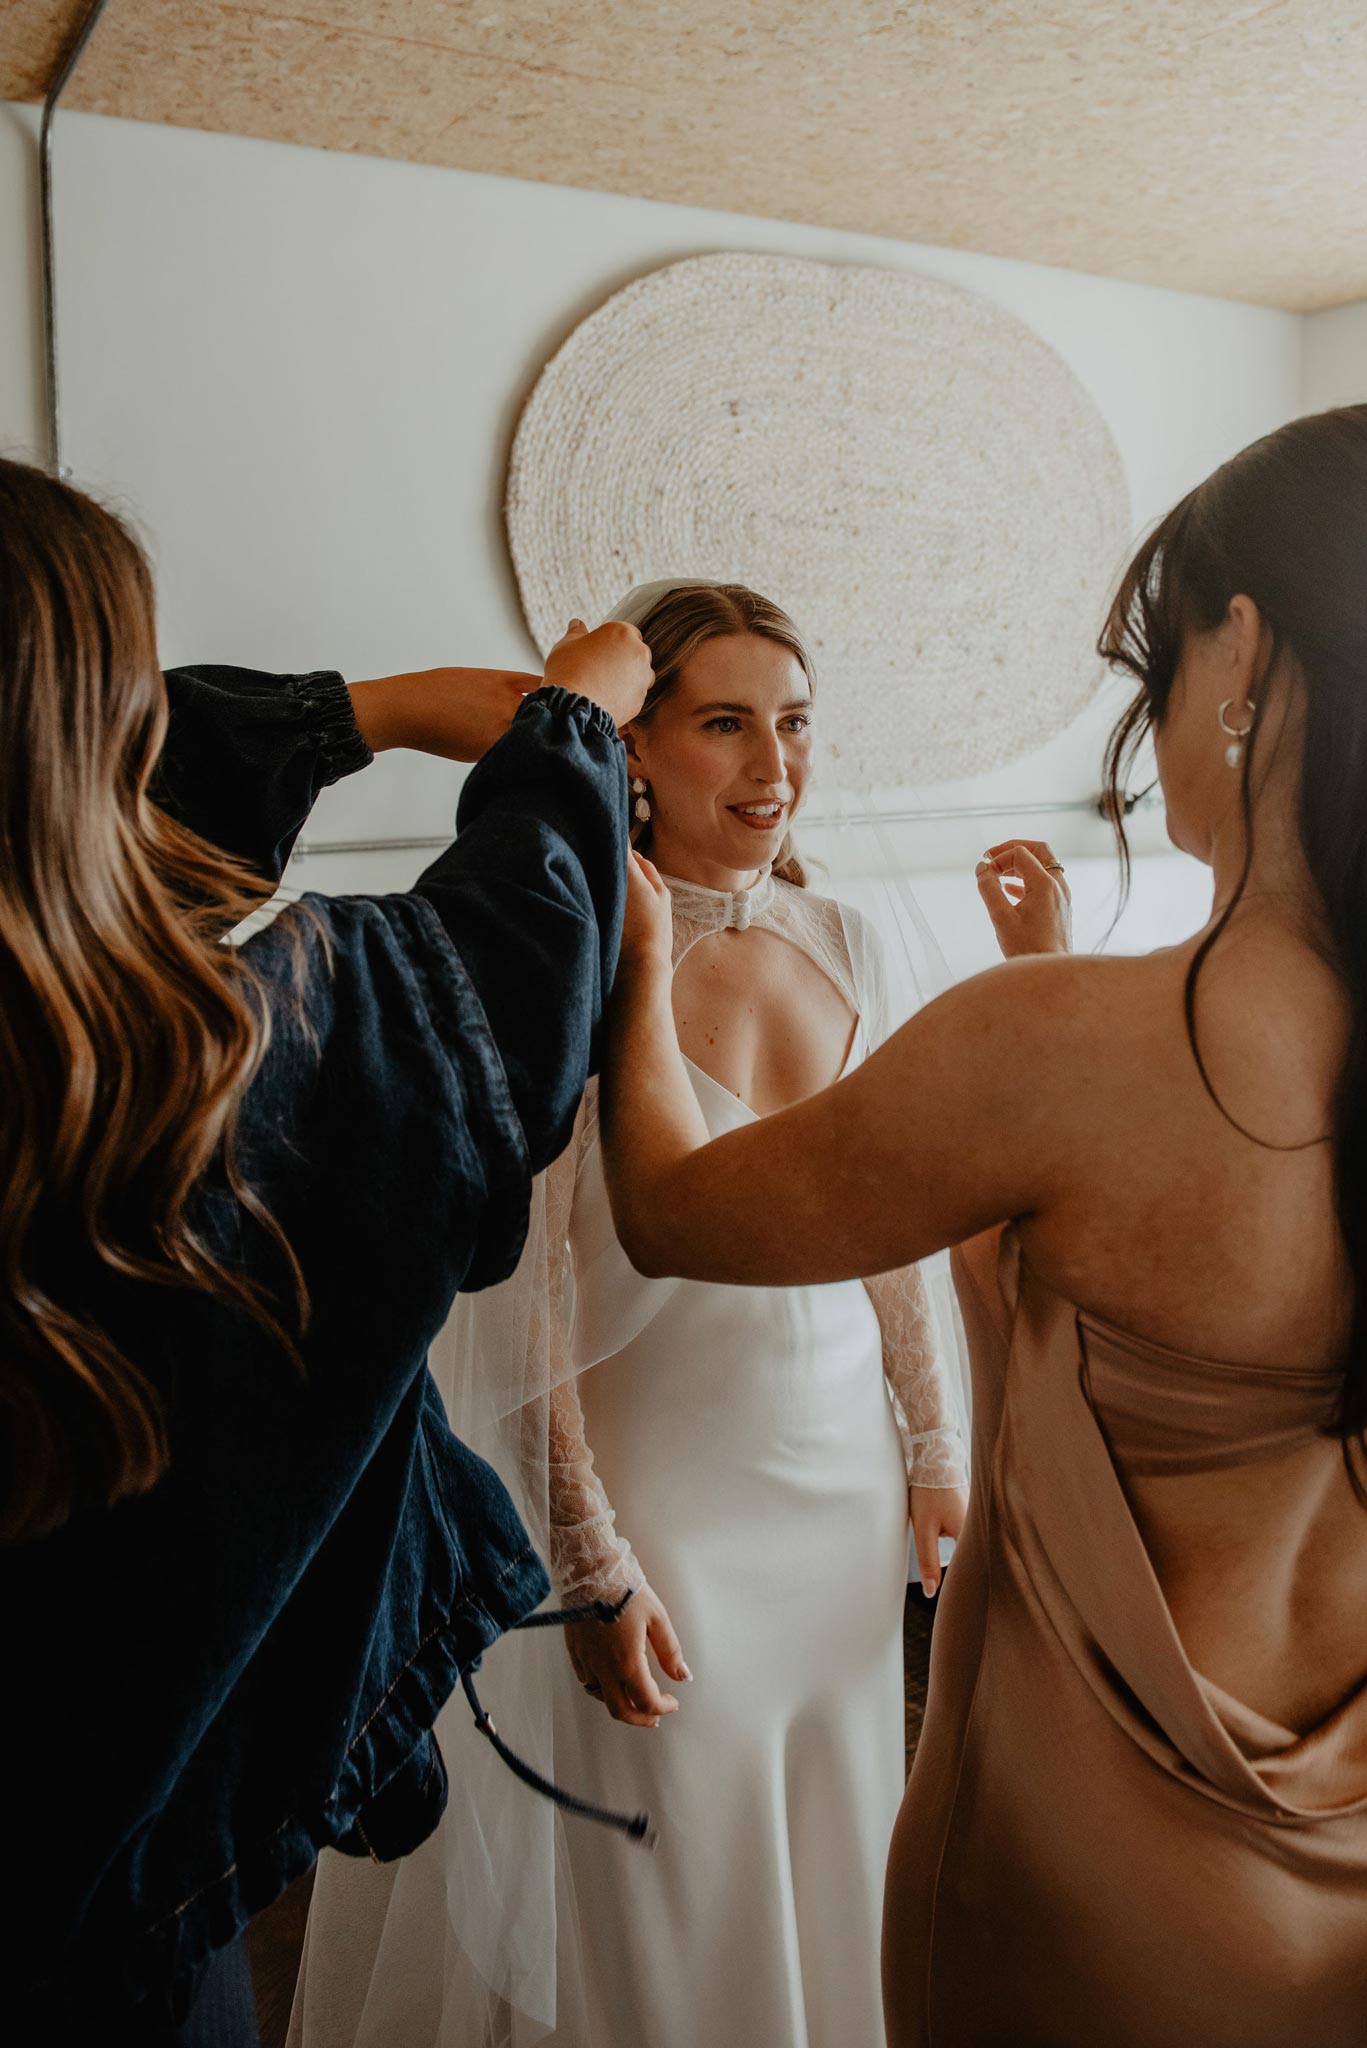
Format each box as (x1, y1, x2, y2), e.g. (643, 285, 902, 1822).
(629, 584, 815, 888)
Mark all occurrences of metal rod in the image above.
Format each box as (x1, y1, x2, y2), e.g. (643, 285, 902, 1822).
(805, 793, 1161, 829)
(291, 790, 1161, 861)
(40, 0, 114, 476)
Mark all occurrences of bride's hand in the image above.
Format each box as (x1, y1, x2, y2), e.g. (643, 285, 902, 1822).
(564, 1583, 691, 1729)
(618, 851, 673, 971)
(910, 1483, 968, 1599)
(975, 840, 1072, 958)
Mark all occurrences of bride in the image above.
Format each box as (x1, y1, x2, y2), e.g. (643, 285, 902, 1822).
(291, 580, 968, 2048)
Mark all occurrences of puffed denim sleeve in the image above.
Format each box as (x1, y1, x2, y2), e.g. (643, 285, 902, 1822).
(412, 684, 630, 1182)
(156, 665, 372, 878)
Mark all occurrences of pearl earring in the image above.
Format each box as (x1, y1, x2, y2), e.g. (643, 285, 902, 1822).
(631, 777, 651, 823)
(1217, 698, 1253, 768)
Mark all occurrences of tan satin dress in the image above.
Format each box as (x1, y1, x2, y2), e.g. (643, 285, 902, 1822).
(886, 1225, 1367, 2048)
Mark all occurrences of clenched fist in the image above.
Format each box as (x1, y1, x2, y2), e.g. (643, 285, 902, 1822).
(544, 619, 654, 731)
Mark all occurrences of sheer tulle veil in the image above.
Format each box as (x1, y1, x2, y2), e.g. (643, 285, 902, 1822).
(290, 580, 969, 2047)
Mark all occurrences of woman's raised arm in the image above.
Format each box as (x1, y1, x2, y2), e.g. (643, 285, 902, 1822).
(601, 863, 1095, 1285)
(157, 664, 377, 878)
(156, 663, 540, 881)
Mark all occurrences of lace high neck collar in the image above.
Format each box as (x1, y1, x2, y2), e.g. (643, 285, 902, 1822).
(660, 865, 776, 934)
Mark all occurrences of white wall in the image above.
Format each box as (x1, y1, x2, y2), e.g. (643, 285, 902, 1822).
(0, 105, 44, 465)
(1303, 301, 1367, 411)
(0, 104, 1309, 949)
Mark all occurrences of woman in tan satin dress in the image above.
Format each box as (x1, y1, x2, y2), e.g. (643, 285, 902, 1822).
(598, 404, 1367, 2046)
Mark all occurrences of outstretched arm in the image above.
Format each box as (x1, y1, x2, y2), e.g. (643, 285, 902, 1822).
(157, 665, 376, 878)
(413, 689, 630, 1177)
(158, 621, 643, 884)
(411, 626, 654, 1177)
(601, 859, 1085, 1286)
(157, 663, 537, 880)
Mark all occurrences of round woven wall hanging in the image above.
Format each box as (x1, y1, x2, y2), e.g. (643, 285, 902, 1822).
(506, 253, 1131, 789)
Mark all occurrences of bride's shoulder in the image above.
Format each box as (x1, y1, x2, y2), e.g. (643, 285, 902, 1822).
(776, 877, 871, 943)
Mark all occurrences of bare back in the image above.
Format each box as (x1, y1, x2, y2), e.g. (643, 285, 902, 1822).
(1010, 922, 1366, 1731)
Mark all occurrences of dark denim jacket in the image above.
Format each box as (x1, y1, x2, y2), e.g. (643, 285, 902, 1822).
(7, 669, 628, 2029)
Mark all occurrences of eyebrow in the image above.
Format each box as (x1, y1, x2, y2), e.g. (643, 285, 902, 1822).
(693, 698, 813, 716)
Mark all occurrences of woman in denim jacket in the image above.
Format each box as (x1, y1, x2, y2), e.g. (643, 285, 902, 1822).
(0, 458, 648, 2041)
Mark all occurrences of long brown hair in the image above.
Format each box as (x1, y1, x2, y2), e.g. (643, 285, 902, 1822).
(629, 584, 815, 887)
(0, 459, 304, 1545)
(1098, 404, 1367, 1496)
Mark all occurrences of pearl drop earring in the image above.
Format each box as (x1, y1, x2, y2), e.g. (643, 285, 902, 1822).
(631, 777, 651, 823)
(1217, 698, 1253, 768)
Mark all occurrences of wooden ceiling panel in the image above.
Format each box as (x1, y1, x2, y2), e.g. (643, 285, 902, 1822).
(8, 0, 1367, 310)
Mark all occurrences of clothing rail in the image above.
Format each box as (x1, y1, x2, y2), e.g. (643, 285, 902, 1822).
(40, 0, 113, 476)
(290, 790, 1163, 861)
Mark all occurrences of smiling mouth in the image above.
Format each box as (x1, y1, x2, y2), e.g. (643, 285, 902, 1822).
(727, 801, 788, 830)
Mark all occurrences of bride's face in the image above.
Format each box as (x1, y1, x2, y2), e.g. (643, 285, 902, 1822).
(625, 634, 815, 883)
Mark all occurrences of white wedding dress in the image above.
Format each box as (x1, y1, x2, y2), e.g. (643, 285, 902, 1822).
(291, 870, 967, 2048)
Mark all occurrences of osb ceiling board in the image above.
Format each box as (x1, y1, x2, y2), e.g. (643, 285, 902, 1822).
(8, 0, 1367, 311)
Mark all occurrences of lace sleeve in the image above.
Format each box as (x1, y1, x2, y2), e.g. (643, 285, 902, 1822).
(543, 1098, 646, 1604)
(864, 1261, 969, 1490)
(839, 901, 967, 1487)
(547, 1378, 645, 1604)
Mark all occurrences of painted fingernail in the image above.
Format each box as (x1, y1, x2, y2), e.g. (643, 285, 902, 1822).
(922, 1578, 937, 1599)
(681, 1664, 694, 1682)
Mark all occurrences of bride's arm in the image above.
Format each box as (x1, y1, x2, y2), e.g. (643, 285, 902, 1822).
(603, 861, 1079, 1285)
(551, 1380, 690, 1726)
(539, 1089, 691, 1726)
(864, 1261, 970, 1594)
(865, 1264, 967, 1489)
(841, 896, 965, 1483)
(550, 1373, 692, 1730)
(549, 1377, 692, 1731)
(547, 1375, 645, 1606)
(536, 1125, 644, 1604)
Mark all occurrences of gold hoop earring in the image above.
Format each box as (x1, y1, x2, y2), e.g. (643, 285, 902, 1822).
(631, 777, 651, 823)
(1217, 698, 1253, 768)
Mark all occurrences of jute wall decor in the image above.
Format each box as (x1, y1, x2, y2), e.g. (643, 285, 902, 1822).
(506, 254, 1131, 789)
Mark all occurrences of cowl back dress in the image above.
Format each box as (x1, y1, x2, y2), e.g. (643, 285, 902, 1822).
(887, 1223, 1367, 2048)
